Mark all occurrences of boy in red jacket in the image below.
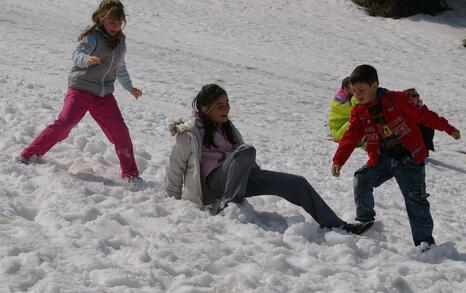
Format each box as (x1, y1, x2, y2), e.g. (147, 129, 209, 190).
(331, 64, 461, 248)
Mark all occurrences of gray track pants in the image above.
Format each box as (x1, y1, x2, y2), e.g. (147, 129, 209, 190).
(205, 144, 346, 228)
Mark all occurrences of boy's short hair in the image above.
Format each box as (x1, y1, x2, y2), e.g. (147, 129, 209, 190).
(349, 64, 379, 85)
(404, 88, 420, 98)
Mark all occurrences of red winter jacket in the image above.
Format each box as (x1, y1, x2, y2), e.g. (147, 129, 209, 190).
(333, 90, 456, 167)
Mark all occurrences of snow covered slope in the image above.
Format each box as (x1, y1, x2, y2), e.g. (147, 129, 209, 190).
(1, 0, 465, 292)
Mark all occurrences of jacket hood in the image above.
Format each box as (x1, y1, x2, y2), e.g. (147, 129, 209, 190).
(376, 87, 388, 100)
(169, 117, 196, 136)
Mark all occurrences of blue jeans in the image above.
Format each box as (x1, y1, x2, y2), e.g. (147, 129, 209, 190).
(353, 152, 434, 245)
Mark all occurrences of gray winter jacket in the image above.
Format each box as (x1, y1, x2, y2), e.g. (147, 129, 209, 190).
(68, 27, 133, 97)
(165, 117, 244, 206)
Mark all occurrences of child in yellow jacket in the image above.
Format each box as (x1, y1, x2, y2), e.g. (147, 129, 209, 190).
(328, 77, 357, 141)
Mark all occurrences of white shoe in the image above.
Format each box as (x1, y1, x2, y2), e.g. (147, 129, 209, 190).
(419, 241, 435, 253)
(126, 176, 144, 185)
(15, 154, 43, 165)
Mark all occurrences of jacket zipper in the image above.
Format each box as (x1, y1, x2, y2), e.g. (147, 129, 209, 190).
(100, 50, 115, 97)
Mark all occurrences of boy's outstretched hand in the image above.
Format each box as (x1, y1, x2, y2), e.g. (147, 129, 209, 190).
(332, 164, 341, 177)
(450, 129, 461, 140)
(131, 88, 142, 99)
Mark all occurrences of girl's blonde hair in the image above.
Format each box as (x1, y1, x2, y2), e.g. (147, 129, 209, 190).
(78, 0, 127, 47)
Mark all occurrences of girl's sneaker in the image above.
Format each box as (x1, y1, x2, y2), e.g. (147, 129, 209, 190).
(15, 154, 43, 165)
(208, 199, 228, 215)
(126, 176, 144, 185)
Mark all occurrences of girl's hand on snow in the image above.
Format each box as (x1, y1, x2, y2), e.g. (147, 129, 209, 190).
(450, 129, 461, 140)
(86, 56, 101, 67)
(332, 164, 341, 177)
(131, 88, 142, 99)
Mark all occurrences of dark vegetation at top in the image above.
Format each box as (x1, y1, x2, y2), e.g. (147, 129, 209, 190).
(352, 0, 449, 19)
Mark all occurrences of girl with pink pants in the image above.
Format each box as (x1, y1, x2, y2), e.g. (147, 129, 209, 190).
(19, 1, 142, 180)
(21, 88, 139, 178)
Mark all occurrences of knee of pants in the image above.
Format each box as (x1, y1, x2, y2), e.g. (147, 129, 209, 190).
(110, 123, 131, 140)
(293, 175, 307, 185)
(353, 170, 367, 195)
(235, 144, 256, 160)
(405, 184, 430, 210)
(54, 112, 82, 127)
(288, 175, 310, 193)
(405, 197, 432, 228)
(407, 183, 428, 199)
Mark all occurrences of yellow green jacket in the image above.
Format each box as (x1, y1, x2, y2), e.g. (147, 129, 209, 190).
(327, 94, 358, 141)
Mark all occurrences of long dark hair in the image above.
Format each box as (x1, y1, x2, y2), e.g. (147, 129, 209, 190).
(78, 0, 126, 49)
(192, 84, 237, 149)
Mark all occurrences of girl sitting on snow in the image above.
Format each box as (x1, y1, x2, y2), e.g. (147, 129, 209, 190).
(165, 84, 372, 235)
(17, 0, 142, 182)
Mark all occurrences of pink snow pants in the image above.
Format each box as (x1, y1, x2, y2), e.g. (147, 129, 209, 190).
(21, 88, 139, 178)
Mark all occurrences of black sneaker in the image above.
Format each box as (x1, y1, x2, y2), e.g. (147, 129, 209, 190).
(208, 200, 228, 216)
(343, 221, 374, 235)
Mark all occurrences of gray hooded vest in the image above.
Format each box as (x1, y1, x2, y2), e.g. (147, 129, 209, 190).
(68, 28, 126, 97)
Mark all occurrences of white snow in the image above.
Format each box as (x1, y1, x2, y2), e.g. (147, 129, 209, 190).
(1, 0, 466, 292)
